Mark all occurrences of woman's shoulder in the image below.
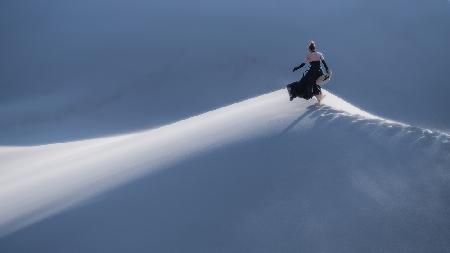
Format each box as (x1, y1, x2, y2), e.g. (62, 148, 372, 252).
(315, 51, 324, 57)
(307, 51, 324, 56)
(306, 51, 324, 62)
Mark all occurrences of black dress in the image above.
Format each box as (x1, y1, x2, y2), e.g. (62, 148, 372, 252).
(287, 61, 323, 100)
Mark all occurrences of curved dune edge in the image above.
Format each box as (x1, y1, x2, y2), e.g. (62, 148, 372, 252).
(0, 89, 448, 237)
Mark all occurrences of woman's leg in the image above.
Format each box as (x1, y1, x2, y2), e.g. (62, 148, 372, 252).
(312, 83, 324, 105)
(315, 93, 325, 105)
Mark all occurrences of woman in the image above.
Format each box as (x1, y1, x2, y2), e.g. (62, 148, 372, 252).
(287, 41, 330, 105)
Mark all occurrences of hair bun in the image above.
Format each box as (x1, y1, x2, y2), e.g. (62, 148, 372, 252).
(308, 41, 316, 51)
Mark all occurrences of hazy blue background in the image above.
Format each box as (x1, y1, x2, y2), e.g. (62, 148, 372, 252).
(1, 0, 449, 145)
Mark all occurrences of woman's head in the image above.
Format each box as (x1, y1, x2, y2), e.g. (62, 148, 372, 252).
(308, 41, 316, 52)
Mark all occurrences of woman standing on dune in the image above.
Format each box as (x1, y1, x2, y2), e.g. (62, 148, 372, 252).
(287, 41, 331, 105)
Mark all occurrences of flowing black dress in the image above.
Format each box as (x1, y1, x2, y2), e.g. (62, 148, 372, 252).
(287, 61, 323, 100)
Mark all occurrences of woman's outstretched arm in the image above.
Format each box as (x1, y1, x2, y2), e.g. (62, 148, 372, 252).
(292, 63, 305, 72)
